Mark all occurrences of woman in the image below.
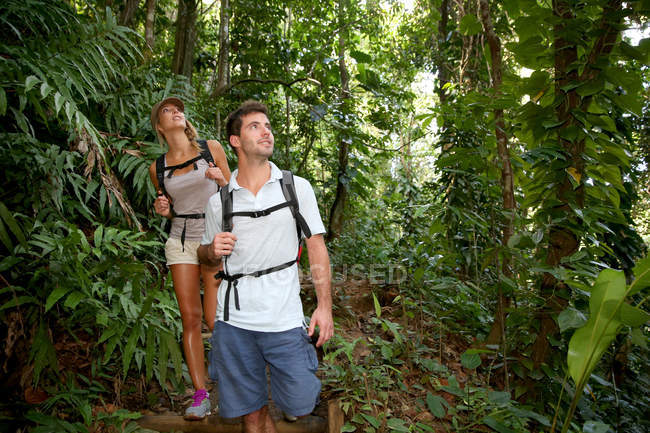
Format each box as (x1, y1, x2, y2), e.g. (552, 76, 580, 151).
(148, 97, 231, 420)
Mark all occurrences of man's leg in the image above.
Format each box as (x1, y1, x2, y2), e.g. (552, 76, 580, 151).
(264, 327, 321, 418)
(211, 322, 268, 418)
(243, 405, 277, 433)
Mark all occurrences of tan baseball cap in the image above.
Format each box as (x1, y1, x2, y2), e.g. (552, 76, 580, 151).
(150, 96, 185, 131)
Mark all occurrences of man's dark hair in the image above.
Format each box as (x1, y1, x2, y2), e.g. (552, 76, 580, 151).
(225, 100, 269, 140)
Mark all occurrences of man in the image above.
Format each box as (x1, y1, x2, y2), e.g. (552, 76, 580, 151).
(197, 100, 333, 433)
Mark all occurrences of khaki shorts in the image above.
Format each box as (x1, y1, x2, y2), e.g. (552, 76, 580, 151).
(165, 237, 202, 266)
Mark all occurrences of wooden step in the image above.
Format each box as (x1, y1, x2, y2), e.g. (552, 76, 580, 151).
(137, 399, 343, 433)
(136, 413, 327, 433)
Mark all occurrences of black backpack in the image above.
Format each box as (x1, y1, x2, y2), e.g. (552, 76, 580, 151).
(155, 139, 215, 250)
(216, 170, 312, 321)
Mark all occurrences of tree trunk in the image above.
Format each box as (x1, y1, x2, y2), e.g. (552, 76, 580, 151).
(326, 0, 351, 242)
(212, 0, 230, 96)
(531, 0, 623, 368)
(435, 0, 449, 102)
(119, 0, 142, 27)
(144, 0, 156, 58)
(212, 0, 230, 136)
(530, 0, 580, 369)
(284, 7, 292, 167)
(172, 0, 199, 80)
(477, 0, 515, 392)
(477, 0, 515, 348)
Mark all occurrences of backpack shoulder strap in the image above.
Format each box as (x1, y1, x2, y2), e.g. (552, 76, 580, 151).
(280, 170, 312, 239)
(197, 139, 215, 166)
(220, 184, 233, 233)
(155, 154, 167, 197)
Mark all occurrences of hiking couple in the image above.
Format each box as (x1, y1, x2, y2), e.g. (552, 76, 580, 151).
(149, 98, 333, 432)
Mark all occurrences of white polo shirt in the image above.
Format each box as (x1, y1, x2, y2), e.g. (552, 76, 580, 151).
(201, 161, 326, 332)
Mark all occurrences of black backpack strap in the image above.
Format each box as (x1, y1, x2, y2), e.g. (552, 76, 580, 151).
(218, 182, 234, 319)
(164, 155, 202, 177)
(155, 155, 167, 197)
(215, 258, 296, 321)
(220, 184, 233, 233)
(197, 139, 215, 166)
(226, 201, 292, 219)
(280, 170, 312, 239)
(155, 154, 174, 234)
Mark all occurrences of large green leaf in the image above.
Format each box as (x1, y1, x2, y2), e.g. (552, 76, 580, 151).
(568, 269, 623, 386)
(567, 268, 649, 388)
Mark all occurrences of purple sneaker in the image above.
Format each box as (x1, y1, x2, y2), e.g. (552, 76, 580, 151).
(184, 389, 211, 420)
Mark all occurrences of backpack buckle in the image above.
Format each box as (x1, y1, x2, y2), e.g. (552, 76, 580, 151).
(251, 210, 268, 218)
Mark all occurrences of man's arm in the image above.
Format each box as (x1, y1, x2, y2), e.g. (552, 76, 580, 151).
(305, 234, 333, 347)
(197, 232, 237, 266)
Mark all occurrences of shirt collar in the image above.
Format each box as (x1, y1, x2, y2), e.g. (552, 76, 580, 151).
(228, 161, 283, 192)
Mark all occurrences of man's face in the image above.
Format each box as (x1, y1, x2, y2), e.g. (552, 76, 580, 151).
(234, 112, 274, 159)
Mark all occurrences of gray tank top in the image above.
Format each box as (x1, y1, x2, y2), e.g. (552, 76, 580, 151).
(165, 157, 219, 241)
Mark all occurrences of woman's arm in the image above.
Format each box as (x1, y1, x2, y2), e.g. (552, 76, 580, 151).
(206, 140, 231, 186)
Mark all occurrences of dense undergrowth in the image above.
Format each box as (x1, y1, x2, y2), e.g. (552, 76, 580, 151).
(320, 175, 650, 433)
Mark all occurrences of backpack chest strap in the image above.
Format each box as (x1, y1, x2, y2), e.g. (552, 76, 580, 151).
(224, 201, 293, 220)
(215, 259, 297, 321)
(164, 155, 203, 178)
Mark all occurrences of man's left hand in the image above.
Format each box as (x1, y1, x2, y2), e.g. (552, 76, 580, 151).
(308, 305, 333, 347)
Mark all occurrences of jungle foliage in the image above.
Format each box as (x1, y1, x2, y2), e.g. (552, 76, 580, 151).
(0, 0, 649, 432)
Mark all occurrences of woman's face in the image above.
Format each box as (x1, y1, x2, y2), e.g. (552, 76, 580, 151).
(157, 103, 186, 133)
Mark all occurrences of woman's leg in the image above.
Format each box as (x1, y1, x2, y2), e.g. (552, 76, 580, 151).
(201, 263, 222, 332)
(169, 263, 206, 391)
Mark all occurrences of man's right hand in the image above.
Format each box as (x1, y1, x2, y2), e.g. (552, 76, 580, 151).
(208, 232, 237, 260)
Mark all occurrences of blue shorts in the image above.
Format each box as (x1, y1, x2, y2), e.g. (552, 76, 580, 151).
(208, 321, 320, 419)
